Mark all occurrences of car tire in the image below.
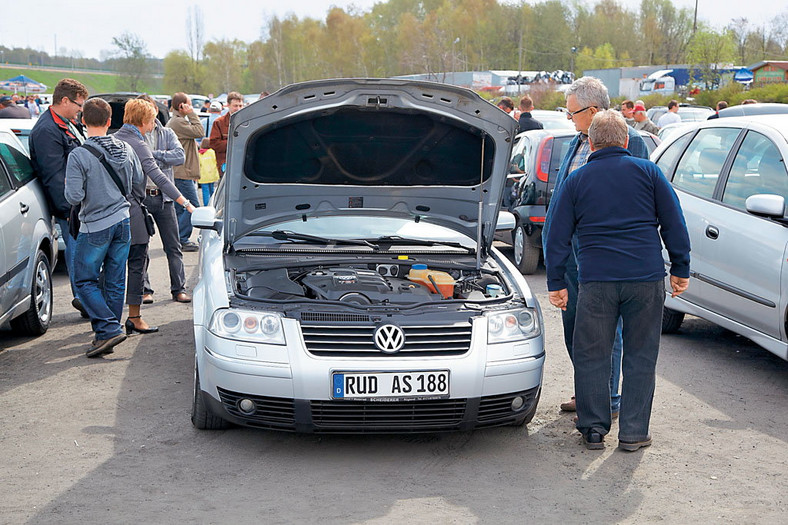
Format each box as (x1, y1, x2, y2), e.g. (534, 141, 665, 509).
(191, 364, 230, 430)
(512, 224, 540, 275)
(10, 250, 52, 336)
(661, 307, 685, 334)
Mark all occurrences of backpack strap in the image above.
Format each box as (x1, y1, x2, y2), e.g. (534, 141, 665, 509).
(81, 142, 127, 196)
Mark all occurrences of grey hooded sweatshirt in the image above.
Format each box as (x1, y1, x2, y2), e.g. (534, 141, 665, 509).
(64, 135, 144, 233)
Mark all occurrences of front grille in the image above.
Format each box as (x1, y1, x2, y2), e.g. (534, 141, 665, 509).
(476, 388, 539, 426)
(311, 399, 466, 432)
(301, 323, 473, 357)
(217, 388, 296, 429)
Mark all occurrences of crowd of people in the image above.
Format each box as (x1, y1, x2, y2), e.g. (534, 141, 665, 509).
(28, 78, 225, 357)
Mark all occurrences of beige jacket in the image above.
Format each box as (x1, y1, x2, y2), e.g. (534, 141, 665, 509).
(167, 112, 205, 180)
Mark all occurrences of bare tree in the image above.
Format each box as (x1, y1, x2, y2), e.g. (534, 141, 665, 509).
(186, 5, 204, 63)
(111, 32, 149, 91)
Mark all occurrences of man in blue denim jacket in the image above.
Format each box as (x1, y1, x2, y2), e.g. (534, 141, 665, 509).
(542, 76, 649, 418)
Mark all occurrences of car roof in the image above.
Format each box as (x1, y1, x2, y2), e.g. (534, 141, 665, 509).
(0, 118, 35, 131)
(716, 103, 788, 118)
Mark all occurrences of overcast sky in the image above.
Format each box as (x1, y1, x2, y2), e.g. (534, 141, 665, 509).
(0, 0, 778, 60)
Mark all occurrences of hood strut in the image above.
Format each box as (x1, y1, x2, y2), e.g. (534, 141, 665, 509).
(476, 136, 485, 270)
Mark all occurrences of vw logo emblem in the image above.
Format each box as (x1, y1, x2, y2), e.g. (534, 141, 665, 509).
(374, 325, 405, 353)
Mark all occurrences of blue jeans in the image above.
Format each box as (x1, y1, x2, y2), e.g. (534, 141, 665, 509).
(200, 182, 215, 206)
(174, 179, 200, 244)
(56, 217, 77, 298)
(561, 251, 622, 412)
(573, 280, 664, 442)
(73, 219, 131, 340)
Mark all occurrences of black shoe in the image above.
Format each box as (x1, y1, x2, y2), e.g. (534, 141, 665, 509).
(125, 317, 159, 335)
(86, 333, 127, 357)
(72, 297, 90, 319)
(181, 241, 199, 252)
(619, 437, 652, 452)
(583, 431, 605, 450)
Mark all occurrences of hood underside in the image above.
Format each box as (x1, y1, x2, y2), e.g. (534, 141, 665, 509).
(221, 79, 518, 250)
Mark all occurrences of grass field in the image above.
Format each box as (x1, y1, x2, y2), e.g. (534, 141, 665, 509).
(0, 65, 163, 95)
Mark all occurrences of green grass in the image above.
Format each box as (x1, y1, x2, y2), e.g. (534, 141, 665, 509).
(0, 66, 163, 95)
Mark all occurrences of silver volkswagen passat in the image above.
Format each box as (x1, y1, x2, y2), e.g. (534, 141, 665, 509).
(189, 79, 545, 432)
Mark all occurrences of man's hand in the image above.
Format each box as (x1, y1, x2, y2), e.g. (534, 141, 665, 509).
(670, 276, 689, 297)
(180, 102, 193, 115)
(549, 289, 568, 311)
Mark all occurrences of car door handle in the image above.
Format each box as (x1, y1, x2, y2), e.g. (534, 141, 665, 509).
(19, 202, 30, 214)
(705, 225, 719, 240)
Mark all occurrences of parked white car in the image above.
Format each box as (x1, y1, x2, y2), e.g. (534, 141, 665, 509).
(0, 127, 57, 335)
(652, 115, 788, 360)
(189, 79, 545, 432)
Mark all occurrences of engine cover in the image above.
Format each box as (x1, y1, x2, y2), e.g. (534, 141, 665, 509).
(300, 268, 436, 304)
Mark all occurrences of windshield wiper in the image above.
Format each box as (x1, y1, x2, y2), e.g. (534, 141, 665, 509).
(370, 235, 474, 253)
(254, 230, 378, 249)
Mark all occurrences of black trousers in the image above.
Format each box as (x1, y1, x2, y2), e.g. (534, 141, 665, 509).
(141, 195, 185, 295)
(126, 243, 149, 306)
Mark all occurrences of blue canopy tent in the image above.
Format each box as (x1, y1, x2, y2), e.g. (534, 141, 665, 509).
(733, 68, 754, 86)
(0, 74, 48, 94)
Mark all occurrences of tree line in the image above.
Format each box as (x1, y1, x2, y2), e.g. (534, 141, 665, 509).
(4, 1, 787, 96)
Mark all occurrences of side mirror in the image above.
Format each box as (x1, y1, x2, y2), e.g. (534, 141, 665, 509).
(191, 206, 221, 231)
(496, 211, 516, 231)
(746, 194, 785, 218)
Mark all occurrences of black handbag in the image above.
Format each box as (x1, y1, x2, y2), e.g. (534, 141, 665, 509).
(81, 142, 156, 237)
(68, 204, 81, 240)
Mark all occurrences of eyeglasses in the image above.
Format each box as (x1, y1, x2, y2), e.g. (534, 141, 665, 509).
(566, 105, 596, 119)
(69, 98, 83, 108)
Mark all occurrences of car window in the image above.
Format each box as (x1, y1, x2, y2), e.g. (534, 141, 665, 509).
(0, 166, 12, 198)
(0, 142, 35, 185)
(549, 136, 573, 177)
(656, 132, 693, 178)
(722, 131, 788, 210)
(671, 128, 740, 198)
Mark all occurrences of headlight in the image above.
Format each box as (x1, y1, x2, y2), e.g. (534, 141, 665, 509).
(209, 309, 286, 345)
(487, 308, 540, 343)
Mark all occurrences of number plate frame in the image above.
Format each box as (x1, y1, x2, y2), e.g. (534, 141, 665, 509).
(331, 370, 450, 401)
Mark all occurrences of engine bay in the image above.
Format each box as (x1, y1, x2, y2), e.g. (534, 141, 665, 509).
(233, 262, 507, 305)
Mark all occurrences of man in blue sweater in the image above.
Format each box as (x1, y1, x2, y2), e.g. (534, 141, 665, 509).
(545, 110, 690, 451)
(543, 76, 650, 418)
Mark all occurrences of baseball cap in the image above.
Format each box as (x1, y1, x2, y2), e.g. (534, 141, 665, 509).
(0, 95, 13, 104)
(633, 103, 647, 113)
(210, 101, 223, 111)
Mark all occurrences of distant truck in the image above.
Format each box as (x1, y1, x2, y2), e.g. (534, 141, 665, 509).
(639, 69, 691, 96)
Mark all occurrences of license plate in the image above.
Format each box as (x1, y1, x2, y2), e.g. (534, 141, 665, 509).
(332, 371, 450, 400)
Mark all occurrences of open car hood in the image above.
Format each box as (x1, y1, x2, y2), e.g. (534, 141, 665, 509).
(221, 79, 518, 253)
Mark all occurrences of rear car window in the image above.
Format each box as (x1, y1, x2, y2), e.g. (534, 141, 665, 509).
(549, 136, 573, 177)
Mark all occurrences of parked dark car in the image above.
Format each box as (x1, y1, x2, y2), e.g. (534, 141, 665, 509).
(88, 93, 169, 132)
(503, 129, 660, 274)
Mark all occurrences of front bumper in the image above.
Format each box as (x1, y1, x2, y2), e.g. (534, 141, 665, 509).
(195, 321, 545, 433)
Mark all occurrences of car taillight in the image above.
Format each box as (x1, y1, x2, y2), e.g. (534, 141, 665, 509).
(530, 216, 545, 223)
(536, 137, 553, 182)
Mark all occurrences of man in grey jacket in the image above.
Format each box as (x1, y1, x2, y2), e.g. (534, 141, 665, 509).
(65, 98, 144, 357)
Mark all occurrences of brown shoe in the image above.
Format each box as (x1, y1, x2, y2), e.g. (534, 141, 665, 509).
(560, 396, 576, 412)
(172, 292, 192, 303)
(142, 294, 154, 304)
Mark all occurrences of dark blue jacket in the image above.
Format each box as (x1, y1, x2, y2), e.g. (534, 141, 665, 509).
(545, 147, 690, 291)
(29, 108, 86, 219)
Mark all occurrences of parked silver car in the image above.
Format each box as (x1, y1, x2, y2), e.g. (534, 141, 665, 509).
(189, 79, 545, 432)
(652, 115, 788, 360)
(0, 127, 57, 335)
